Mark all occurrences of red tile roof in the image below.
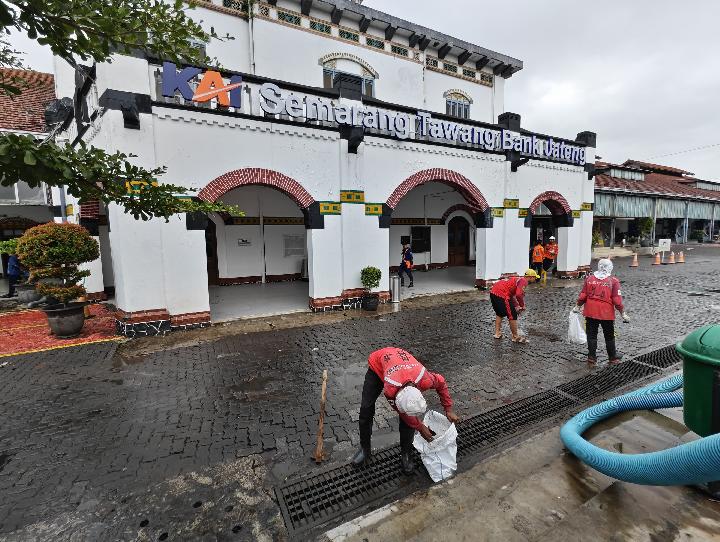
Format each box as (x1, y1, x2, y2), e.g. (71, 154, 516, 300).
(621, 159, 694, 176)
(595, 170, 720, 202)
(0, 69, 56, 134)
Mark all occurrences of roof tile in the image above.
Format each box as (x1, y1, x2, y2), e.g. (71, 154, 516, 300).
(0, 68, 56, 134)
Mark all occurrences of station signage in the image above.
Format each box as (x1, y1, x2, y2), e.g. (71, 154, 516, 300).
(160, 62, 586, 166)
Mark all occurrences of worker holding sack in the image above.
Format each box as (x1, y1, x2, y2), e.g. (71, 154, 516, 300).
(573, 258, 630, 365)
(352, 347, 459, 475)
(399, 243, 414, 288)
(490, 269, 540, 343)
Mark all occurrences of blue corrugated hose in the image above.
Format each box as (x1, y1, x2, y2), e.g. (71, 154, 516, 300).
(560, 375, 720, 485)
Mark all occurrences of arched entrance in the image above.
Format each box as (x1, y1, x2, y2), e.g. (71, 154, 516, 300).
(199, 168, 319, 321)
(526, 191, 573, 275)
(385, 169, 489, 297)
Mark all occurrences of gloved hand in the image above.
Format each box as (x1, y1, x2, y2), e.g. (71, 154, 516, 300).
(572, 305, 582, 313)
(622, 312, 630, 323)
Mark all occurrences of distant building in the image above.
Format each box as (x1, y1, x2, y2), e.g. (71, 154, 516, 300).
(51, 0, 596, 335)
(594, 160, 720, 247)
(0, 68, 56, 276)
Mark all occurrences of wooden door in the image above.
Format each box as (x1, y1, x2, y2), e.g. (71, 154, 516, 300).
(447, 216, 469, 266)
(205, 220, 219, 286)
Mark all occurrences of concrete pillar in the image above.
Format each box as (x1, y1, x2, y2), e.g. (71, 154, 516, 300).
(557, 225, 580, 275)
(307, 217, 344, 309)
(476, 218, 505, 287)
(609, 218, 616, 249)
(79, 237, 105, 298)
(503, 209, 528, 275)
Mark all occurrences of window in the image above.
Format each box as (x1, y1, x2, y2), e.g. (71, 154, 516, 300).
(278, 10, 301, 25)
(462, 68, 476, 79)
(366, 37, 385, 49)
(310, 20, 331, 34)
(426, 57, 438, 68)
(391, 44, 409, 57)
(443, 63, 458, 73)
(610, 169, 645, 181)
(323, 68, 374, 97)
(445, 94, 471, 119)
(339, 29, 359, 42)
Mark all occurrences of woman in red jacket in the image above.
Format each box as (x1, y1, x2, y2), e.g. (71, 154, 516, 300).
(489, 269, 539, 343)
(574, 259, 630, 365)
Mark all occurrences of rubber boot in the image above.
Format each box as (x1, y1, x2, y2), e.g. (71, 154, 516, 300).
(351, 447, 371, 467)
(400, 451, 415, 475)
(587, 356, 597, 365)
(400, 279, 405, 287)
(408, 282, 414, 288)
(609, 358, 621, 365)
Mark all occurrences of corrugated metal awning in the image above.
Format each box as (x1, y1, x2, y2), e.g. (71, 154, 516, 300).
(594, 193, 613, 217)
(687, 201, 714, 220)
(614, 195, 653, 218)
(656, 198, 686, 218)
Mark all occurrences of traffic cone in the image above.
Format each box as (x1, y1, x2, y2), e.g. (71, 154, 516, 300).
(652, 252, 661, 265)
(629, 253, 639, 268)
(677, 251, 685, 263)
(667, 251, 676, 265)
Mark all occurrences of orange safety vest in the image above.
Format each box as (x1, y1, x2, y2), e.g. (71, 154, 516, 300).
(532, 245, 545, 263)
(545, 243, 559, 260)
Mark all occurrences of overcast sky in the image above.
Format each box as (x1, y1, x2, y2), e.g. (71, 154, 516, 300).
(11, 0, 720, 179)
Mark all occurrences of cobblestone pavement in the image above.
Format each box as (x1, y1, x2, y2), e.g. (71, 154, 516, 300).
(1, 248, 719, 540)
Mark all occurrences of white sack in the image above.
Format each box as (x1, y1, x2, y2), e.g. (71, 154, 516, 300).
(412, 410, 457, 482)
(568, 311, 587, 345)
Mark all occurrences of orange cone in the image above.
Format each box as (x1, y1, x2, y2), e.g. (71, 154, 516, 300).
(629, 253, 639, 267)
(677, 251, 685, 263)
(652, 252, 661, 265)
(667, 251, 676, 264)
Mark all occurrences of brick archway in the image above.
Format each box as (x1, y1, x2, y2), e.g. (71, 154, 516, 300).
(528, 191, 571, 216)
(198, 168, 315, 209)
(442, 203, 478, 224)
(386, 168, 490, 211)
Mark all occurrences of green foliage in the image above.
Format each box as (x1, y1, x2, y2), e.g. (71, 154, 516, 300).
(16, 223, 100, 304)
(0, 134, 240, 220)
(690, 229, 705, 242)
(637, 217, 654, 237)
(0, 0, 238, 219)
(360, 266, 382, 291)
(592, 228, 603, 247)
(0, 238, 18, 254)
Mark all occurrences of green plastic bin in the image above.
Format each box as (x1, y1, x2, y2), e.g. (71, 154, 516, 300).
(676, 325, 720, 437)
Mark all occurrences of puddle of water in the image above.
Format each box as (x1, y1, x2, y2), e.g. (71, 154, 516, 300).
(527, 327, 562, 342)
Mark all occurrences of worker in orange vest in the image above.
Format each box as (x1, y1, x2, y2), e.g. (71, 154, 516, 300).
(531, 240, 545, 276)
(544, 236, 559, 275)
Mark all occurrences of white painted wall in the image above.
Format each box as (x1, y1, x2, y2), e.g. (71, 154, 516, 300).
(98, 225, 114, 287)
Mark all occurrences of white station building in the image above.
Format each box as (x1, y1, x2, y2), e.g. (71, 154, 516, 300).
(52, 0, 597, 336)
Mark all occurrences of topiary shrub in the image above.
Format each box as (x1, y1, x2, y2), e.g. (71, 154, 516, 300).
(360, 266, 382, 292)
(0, 238, 18, 254)
(16, 223, 99, 305)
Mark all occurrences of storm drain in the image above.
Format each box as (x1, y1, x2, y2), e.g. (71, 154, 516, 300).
(276, 345, 684, 538)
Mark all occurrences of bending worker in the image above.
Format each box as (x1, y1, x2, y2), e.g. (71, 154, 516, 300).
(490, 269, 539, 343)
(573, 258, 630, 365)
(352, 347, 459, 474)
(531, 240, 545, 276)
(544, 236, 559, 275)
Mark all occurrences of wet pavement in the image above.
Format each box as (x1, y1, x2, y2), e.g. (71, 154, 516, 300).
(1, 247, 719, 539)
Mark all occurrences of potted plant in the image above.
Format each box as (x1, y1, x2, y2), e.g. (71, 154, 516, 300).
(16, 223, 99, 338)
(638, 217, 654, 247)
(690, 229, 705, 244)
(591, 229, 603, 247)
(360, 266, 382, 311)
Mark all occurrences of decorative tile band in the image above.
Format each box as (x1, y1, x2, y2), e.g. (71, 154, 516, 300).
(581, 202, 594, 211)
(390, 217, 443, 225)
(572, 210, 582, 218)
(340, 190, 365, 203)
(518, 208, 529, 218)
(319, 201, 342, 215)
(365, 203, 383, 216)
(503, 198, 519, 209)
(126, 180, 159, 194)
(491, 208, 505, 218)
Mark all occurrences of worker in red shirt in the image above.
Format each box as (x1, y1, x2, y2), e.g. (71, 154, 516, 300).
(574, 259, 630, 365)
(352, 347, 459, 474)
(544, 236, 559, 275)
(530, 240, 545, 276)
(490, 269, 539, 343)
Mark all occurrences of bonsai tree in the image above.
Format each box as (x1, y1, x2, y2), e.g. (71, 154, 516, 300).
(360, 266, 382, 294)
(16, 223, 99, 305)
(638, 217, 654, 240)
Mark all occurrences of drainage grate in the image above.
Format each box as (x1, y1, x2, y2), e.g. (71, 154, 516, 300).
(634, 344, 683, 369)
(275, 344, 684, 538)
(557, 361, 659, 402)
(276, 445, 410, 535)
(457, 390, 574, 457)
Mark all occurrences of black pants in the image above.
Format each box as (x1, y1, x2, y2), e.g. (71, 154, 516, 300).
(586, 318, 617, 361)
(398, 265, 413, 284)
(359, 369, 415, 453)
(532, 261, 543, 275)
(5, 275, 18, 297)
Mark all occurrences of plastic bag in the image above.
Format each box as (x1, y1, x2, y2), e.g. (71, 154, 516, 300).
(568, 311, 587, 344)
(413, 410, 457, 482)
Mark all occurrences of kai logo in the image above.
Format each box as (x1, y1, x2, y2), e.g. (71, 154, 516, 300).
(161, 62, 242, 108)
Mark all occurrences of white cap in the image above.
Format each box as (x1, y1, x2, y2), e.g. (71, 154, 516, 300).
(549, 236, 556, 240)
(395, 387, 427, 416)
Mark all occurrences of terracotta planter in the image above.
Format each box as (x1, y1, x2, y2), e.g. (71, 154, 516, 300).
(43, 302, 86, 338)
